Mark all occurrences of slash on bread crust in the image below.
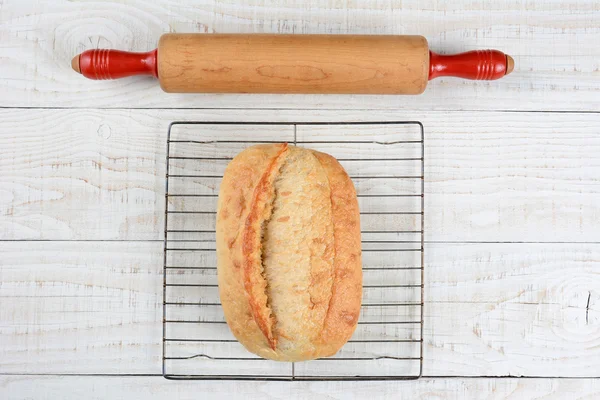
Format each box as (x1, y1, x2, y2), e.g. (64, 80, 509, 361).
(241, 143, 289, 350)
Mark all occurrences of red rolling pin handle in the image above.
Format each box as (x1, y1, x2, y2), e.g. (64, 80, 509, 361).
(428, 50, 514, 81)
(72, 49, 158, 80)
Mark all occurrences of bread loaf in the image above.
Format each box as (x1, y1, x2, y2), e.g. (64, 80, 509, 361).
(216, 143, 362, 361)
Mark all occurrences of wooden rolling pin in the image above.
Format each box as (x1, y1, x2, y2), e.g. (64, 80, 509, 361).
(72, 34, 514, 94)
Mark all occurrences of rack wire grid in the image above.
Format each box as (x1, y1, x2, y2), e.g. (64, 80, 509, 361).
(163, 121, 425, 380)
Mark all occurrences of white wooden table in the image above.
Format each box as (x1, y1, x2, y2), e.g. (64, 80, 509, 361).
(1, 1, 599, 398)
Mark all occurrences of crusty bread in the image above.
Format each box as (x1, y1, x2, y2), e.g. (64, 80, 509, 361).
(216, 143, 362, 361)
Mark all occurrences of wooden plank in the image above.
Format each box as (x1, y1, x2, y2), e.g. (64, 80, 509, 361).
(0, 241, 162, 374)
(0, 109, 167, 240)
(424, 112, 600, 242)
(2, 240, 599, 376)
(0, 1, 598, 111)
(1, 109, 598, 242)
(2, 376, 600, 399)
(425, 242, 600, 377)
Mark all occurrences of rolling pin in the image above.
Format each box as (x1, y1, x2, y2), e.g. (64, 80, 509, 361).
(71, 34, 514, 94)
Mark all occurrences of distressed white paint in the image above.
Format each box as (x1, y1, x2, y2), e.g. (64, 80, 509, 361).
(3, 376, 600, 400)
(1, 241, 598, 376)
(0, 0, 598, 111)
(1, 109, 598, 242)
(0, 241, 163, 374)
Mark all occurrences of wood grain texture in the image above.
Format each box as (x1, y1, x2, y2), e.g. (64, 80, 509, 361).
(157, 34, 429, 94)
(0, 0, 599, 110)
(1, 109, 598, 242)
(2, 241, 598, 376)
(0, 109, 166, 240)
(3, 376, 600, 400)
(0, 241, 162, 374)
(425, 243, 600, 377)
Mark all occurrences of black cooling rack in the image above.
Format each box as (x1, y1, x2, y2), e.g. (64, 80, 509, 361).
(163, 121, 424, 380)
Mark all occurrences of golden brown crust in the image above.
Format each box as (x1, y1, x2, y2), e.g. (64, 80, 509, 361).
(217, 144, 362, 361)
(311, 150, 363, 355)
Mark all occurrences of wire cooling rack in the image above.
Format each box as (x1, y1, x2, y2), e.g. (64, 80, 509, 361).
(163, 121, 424, 380)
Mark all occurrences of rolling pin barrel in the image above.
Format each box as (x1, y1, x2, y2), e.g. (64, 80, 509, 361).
(72, 34, 514, 95)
